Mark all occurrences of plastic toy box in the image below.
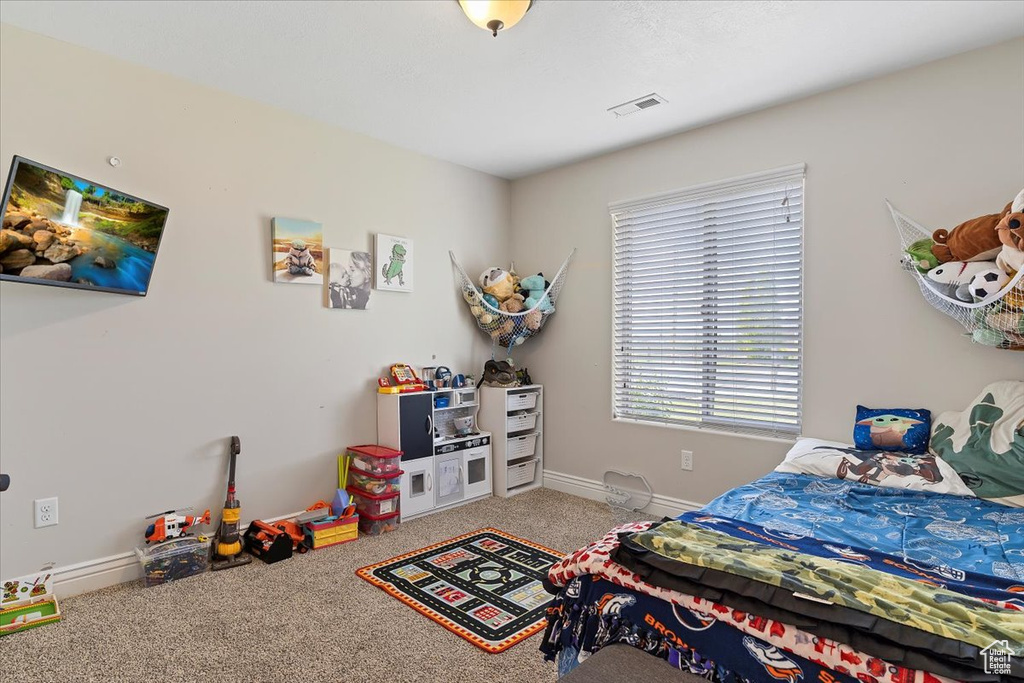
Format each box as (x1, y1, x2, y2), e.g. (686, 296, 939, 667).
(348, 466, 402, 496)
(347, 487, 400, 517)
(304, 515, 359, 549)
(358, 510, 400, 536)
(135, 535, 211, 587)
(346, 445, 403, 476)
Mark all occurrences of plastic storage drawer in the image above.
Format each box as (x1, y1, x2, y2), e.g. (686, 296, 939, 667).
(135, 536, 210, 587)
(348, 466, 402, 495)
(507, 392, 539, 411)
(506, 411, 539, 432)
(358, 510, 401, 536)
(507, 432, 539, 460)
(347, 487, 400, 517)
(507, 459, 538, 488)
(346, 444, 403, 476)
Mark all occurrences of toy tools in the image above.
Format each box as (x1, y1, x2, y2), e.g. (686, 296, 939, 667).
(211, 436, 252, 571)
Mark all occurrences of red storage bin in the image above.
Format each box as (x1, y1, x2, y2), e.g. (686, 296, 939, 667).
(346, 445, 402, 476)
(358, 510, 400, 536)
(347, 487, 400, 517)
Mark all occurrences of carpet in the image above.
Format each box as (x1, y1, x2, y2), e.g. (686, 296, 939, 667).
(356, 527, 563, 653)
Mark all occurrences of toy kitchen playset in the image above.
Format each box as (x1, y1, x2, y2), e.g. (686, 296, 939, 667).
(377, 364, 492, 520)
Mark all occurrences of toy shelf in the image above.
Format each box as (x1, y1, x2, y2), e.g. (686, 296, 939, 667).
(479, 385, 544, 498)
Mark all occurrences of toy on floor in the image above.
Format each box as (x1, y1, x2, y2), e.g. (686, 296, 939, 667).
(143, 508, 211, 544)
(211, 435, 253, 571)
(244, 520, 294, 564)
(136, 535, 211, 587)
(0, 566, 60, 637)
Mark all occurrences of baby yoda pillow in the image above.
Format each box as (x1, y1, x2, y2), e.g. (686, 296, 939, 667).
(854, 406, 931, 454)
(930, 380, 1024, 508)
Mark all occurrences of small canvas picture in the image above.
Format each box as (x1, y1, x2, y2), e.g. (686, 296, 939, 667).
(272, 217, 323, 285)
(327, 248, 372, 310)
(375, 233, 413, 292)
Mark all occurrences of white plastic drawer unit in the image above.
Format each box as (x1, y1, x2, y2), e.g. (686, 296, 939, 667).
(506, 391, 539, 412)
(506, 432, 539, 460)
(506, 411, 539, 433)
(507, 459, 538, 488)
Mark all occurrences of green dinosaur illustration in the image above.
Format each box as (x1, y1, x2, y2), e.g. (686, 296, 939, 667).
(931, 393, 1024, 500)
(381, 243, 407, 287)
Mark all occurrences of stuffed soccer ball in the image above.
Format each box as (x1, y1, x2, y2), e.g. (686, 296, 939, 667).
(968, 268, 1009, 302)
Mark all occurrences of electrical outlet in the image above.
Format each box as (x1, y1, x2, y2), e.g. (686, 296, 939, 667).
(680, 450, 693, 471)
(34, 497, 58, 528)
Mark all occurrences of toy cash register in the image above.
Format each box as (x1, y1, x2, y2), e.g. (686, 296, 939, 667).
(377, 363, 428, 393)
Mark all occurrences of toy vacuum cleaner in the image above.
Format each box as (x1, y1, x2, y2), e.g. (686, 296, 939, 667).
(211, 436, 252, 571)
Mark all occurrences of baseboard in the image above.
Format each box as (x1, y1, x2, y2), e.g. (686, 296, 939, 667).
(52, 509, 307, 599)
(542, 469, 702, 518)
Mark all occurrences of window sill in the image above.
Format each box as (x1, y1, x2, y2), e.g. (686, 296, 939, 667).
(612, 415, 798, 445)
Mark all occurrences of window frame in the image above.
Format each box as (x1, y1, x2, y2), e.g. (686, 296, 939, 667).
(609, 163, 806, 442)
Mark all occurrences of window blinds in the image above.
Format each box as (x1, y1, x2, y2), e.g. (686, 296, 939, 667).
(610, 164, 805, 439)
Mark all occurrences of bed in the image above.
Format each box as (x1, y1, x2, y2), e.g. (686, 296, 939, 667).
(540, 383, 1024, 683)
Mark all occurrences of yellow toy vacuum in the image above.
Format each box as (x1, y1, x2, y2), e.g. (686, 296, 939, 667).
(211, 436, 252, 571)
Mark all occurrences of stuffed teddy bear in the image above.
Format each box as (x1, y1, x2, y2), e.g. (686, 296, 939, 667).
(517, 273, 554, 313)
(479, 267, 515, 303)
(931, 202, 1011, 264)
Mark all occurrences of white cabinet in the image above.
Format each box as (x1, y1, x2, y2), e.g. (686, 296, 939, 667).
(479, 385, 543, 497)
(377, 388, 492, 519)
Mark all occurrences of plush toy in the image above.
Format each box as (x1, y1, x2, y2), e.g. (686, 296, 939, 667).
(995, 211, 1024, 276)
(905, 238, 940, 272)
(479, 267, 515, 302)
(925, 260, 994, 302)
(518, 273, 554, 313)
(931, 202, 1011, 264)
(967, 267, 1010, 302)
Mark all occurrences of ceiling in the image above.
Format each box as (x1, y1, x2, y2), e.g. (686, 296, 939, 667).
(1, 1, 1022, 179)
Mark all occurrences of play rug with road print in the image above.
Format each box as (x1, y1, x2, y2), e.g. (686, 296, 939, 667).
(356, 528, 563, 653)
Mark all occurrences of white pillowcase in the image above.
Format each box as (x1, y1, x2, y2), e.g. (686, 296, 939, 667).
(776, 437, 975, 497)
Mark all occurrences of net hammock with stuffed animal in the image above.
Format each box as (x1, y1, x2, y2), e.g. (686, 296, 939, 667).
(450, 249, 575, 356)
(888, 201, 1024, 350)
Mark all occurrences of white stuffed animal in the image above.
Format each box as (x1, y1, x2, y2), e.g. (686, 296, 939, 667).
(926, 260, 996, 302)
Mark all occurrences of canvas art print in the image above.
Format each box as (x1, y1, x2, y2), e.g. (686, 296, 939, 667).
(327, 248, 372, 310)
(375, 233, 413, 292)
(272, 217, 323, 285)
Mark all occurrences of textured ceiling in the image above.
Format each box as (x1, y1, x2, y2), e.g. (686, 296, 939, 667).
(1, 1, 1022, 179)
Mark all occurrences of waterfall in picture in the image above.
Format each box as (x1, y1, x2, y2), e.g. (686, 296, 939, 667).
(61, 189, 82, 226)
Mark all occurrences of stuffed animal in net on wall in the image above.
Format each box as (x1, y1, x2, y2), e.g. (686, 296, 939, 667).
(518, 273, 554, 313)
(995, 202, 1024, 275)
(925, 260, 996, 302)
(967, 267, 1010, 302)
(931, 201, 1011, 264)
(905, 238, 940, 272)
(479, 267, 515, 303)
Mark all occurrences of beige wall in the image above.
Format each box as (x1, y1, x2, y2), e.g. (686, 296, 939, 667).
(511, 38, 1024, 505)
(0, 24, 508, 578)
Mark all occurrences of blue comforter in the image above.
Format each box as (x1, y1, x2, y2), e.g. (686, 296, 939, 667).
(685, 471, 1024, 602)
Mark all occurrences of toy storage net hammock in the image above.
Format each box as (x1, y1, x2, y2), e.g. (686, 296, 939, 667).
(888, 201, 1024, 350)
(450, 249, 575, 357)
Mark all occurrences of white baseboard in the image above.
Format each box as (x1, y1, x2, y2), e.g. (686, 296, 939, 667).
(52, 509, 307, 599)
(542, 469, 702, 518)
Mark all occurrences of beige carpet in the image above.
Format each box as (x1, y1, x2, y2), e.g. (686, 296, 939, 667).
(0, 489, 631, 683)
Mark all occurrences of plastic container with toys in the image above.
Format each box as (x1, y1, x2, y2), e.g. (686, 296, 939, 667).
(347, 487, 400, 517)
(135, 535, 211, 587)
(346, 445, 403, 476)
(348, 466, 402, 496)
(358, 510, 400, 536)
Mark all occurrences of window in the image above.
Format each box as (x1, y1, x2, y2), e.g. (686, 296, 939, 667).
(610, 164, 804, 439)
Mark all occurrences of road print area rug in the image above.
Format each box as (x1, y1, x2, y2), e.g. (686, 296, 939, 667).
(356, 528, 563, 653)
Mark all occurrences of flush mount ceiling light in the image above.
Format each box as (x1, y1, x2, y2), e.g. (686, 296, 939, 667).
(458, 0, 533, 37)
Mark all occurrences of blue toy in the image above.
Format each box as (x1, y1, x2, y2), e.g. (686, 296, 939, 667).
(518, 274, 553, 312)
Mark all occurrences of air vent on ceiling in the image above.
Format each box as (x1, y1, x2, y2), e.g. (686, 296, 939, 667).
(608, 93, 667, 118)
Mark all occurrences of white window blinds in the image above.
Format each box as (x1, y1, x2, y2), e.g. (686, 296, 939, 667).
(610, 164, 805, 439)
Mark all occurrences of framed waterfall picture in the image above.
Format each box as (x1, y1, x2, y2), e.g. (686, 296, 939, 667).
(374, 233, 413, 292)
(0, 155, 170, 296)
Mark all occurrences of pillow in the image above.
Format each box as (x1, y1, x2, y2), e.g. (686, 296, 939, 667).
(776, 438, 975, 497)
(930, 380, 1024, 508)
(854, 405, 931, 454)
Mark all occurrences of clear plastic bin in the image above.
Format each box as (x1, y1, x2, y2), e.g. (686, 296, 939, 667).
(348, 466, 402, 495)
(358, 510, 400, 536)
(347, 445, 403, 476)
(135, 535, 210, 587)
(347, 487, 400, 517)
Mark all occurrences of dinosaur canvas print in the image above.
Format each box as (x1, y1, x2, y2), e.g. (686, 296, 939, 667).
(374, 233, 413, 292)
